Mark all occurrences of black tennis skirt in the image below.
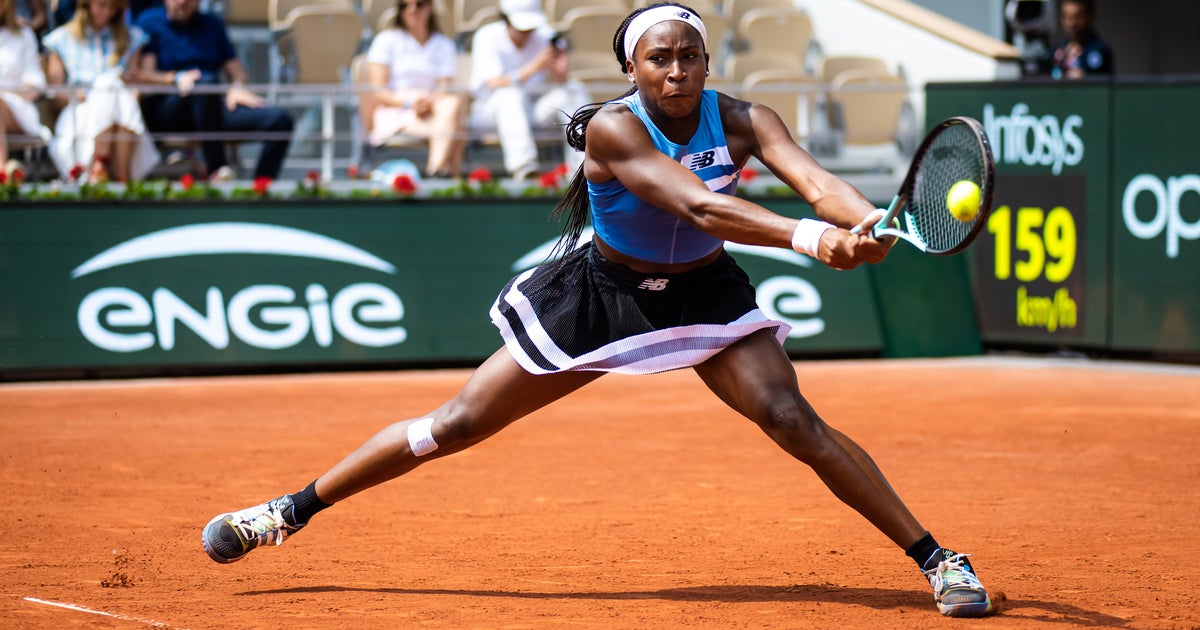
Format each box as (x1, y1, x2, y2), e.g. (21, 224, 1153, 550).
(490, 242, 791, 375)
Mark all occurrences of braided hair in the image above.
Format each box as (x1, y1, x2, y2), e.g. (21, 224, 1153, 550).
(547, 2, 703, 263)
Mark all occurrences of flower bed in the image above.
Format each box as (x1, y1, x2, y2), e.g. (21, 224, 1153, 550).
(0, 162, 789, 203)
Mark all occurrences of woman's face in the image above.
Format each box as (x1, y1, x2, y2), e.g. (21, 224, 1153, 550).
(626, 21, 709, 120)
(88, 0, 121, 28)
(399, 0, 431, 30)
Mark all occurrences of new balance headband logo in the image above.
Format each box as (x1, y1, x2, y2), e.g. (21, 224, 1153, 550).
(638, 278, 669, 291)
(678, 11, 691, 18)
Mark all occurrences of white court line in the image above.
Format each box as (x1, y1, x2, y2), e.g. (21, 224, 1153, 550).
(23, 597, 184, 629)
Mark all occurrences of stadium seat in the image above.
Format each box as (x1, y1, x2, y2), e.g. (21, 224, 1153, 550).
(723, 0, 793, 29)
(454, 0, 502, 39)
(739, 68, 826, 147)
(547, 0, 626, 29)
(567, 50, 625, 101)
(819, 55, 890, 84)
(826, 68, 908, 147)
(557, 7, 626, 53)
(268, 0, 358, 87)
(735, 8, 812, 66)
(721, 50, 804, 83)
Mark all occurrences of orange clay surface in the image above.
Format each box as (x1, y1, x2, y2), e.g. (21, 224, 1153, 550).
(2, 356, 1199, 629)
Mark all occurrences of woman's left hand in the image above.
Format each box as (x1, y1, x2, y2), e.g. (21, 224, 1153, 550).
(817, 227, 896, 270)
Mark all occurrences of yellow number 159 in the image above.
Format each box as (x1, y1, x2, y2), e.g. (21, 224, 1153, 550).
(987, 206, 1077, 283)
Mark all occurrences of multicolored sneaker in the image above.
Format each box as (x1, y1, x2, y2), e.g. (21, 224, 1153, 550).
(923, 549, 993, 617)
(202, 495, 304, 564)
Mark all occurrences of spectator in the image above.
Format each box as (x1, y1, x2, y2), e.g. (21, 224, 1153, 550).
(43, 0, 160, 182)
(14, 0, 46, 35)
(0, 0, 50, 167)
(365, 0, 466, 178)
(135, 0, 293, 181)
(1048, 0, 1113, 79)
(467, 0, 588, 180)
(54, 0, 160, 28)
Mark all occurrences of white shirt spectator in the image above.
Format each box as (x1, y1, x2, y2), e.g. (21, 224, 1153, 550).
(0, 25, 50, 140)
(366, 27, 455, 92)
(468, 20, 555, 95)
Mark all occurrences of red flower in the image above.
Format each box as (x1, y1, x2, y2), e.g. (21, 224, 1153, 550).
(740, 166, 758, 183)
(304, 170, 320, 184)
(392, 174, 416, 194)
(180, 173, 195, 190)
(552, 163, 569, 177)
(538, 170, 559, 189)
(11, 169, 24, 183)
(467, 167, 491, 184)
(68, 164, 85, 182)
(0, 172, 6, 185)
(253, 176, 272, 196)
(346, 165, 359, 179)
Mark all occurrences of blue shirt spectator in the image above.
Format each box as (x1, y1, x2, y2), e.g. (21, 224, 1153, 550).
(134, 0, 292, 181)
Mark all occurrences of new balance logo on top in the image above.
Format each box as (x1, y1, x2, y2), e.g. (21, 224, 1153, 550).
(638, 278, 669, 291)
(688, 150, 715, 170)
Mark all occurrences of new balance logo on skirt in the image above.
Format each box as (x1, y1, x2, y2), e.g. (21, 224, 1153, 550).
(638, 278, 669, 291)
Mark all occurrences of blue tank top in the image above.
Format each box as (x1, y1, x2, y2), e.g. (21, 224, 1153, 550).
(588, 90, 740, 264)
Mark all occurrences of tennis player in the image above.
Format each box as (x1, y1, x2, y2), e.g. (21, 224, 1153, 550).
(202, 2, 994, 618)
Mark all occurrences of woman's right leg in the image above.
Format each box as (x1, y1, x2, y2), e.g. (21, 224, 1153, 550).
(203, 346, 602, 563)
(316, 346, 602, 503)
(423, 93, 466, 177)
(0, 101, 18, 165)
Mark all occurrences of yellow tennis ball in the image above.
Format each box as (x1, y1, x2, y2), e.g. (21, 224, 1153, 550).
(946, 180, 981, 222)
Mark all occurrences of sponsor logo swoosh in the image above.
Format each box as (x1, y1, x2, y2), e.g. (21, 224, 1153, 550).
(511, 227, 813, 272)
(71, 222, 396, 278)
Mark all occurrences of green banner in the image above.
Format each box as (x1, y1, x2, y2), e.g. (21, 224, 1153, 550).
(1110, 81, 1200, 354)
(0, 199, 885, 375)
(926, 82, 1111, 349)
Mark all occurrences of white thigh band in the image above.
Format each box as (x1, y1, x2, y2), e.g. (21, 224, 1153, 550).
(407, 417, 439, 456)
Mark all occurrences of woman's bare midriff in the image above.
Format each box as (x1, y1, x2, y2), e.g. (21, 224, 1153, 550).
(593, 237, 723, 274)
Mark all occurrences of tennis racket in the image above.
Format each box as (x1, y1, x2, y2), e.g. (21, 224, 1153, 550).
(852, 116, 995, 255)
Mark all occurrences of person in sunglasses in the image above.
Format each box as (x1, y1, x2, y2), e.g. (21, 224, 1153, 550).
(363, 0, 467, 178)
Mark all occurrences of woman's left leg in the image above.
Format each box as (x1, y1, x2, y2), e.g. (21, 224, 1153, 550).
(694, 330, 993, 617)
(692, 329, 925, 549)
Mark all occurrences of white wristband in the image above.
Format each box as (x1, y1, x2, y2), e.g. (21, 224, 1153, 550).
(791, 218, 834, 257)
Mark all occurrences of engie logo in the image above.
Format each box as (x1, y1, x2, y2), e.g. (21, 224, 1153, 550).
(512, 230, 825, 339)
(983, 103, 1084, 175)
(72, 222, 407, 352)
(1122, 174, 1200, 258)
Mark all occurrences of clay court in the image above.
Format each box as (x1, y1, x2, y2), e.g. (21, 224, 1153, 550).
(2, 356, 1198, 629)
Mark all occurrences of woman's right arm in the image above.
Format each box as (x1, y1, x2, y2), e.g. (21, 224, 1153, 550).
(43, 50, 75, 108)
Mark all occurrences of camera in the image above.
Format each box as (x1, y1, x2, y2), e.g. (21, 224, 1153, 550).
(551, 32, 570, 51)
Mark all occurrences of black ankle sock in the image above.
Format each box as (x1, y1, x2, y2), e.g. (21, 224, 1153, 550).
(290, 480, 332, 526)
(905, 532, 943, 571)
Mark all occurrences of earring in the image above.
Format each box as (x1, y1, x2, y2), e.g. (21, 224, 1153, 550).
(705, 70, 710, 76)
(629, 76, 635, 83)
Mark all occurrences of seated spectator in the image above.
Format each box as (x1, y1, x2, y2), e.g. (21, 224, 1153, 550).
(14, 0, 46, 36)
(44, 0, 160, 182)
(135, 0, 292, 181)
(55, 0, 160, 29)
(467, 0, 588, 180)
(0, 0, 50, 165)
(1047, 0, 1113, 79)
(366, 0, 466, 178)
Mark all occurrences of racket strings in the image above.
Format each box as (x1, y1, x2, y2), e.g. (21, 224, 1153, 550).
(907, 124, 988, 253)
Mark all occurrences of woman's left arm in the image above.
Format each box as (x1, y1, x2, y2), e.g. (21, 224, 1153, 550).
(730, 94, 878, 230)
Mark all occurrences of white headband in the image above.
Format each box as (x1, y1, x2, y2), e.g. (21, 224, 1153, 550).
(622, 6, 708, 62)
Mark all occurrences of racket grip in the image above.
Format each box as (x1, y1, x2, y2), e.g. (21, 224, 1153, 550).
(850, 209, 889, 235)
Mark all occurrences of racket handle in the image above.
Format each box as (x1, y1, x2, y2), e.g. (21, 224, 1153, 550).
(850, 208, 889, 235)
